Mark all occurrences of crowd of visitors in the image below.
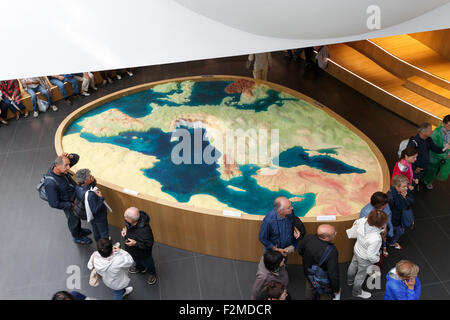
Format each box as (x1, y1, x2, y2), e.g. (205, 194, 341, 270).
(249, 117, 450, 301)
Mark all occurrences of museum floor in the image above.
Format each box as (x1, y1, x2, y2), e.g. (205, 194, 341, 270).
(0, 52, 449, 300)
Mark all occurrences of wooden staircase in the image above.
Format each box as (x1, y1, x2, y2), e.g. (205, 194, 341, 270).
(324, 32, 450, 126)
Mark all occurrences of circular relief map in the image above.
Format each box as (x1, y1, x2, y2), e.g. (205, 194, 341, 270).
(62, 77, 384, 217)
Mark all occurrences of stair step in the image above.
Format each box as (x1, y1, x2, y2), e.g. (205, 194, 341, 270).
(404, 76, 450, 108)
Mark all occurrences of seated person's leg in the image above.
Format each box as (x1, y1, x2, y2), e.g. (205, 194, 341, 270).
(26, 88, 38, 112)
(3, 97, 21, 119)
(87, 72, 97, 90)
(67, 77, 79, 95)
(37, 85, 53, 105)
(50, 78, 69, 99)
(0, 101, 8, 123)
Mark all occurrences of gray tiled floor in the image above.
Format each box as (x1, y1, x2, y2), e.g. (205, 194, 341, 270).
(0, 54, 449, 300)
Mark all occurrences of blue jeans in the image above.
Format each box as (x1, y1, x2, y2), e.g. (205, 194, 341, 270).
(113, 288, 125, 300)
(26, 85, 53, 112)
(388, 225, 405, 245)
(135, 254, 156, 275)
(63, 208, 83, 239)
(3, 97, 25, 112)
(91, 218, 109, 242)
(50, 77, 79, 98)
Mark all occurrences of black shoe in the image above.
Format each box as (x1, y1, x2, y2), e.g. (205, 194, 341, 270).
(65, 98, 72, 105)
(73, 237, 92, 245)
(81, 228, 92, 237)
(129, 266, 147, 274)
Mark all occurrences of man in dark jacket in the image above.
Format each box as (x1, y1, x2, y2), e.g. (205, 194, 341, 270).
(122, 207, 157, 285)
(407, 122, 450, 189)
(75, 169, 109, 242)
(44, 153, 92, 244)
(387, 174, 414, 249)
(298, 224, 340, 300)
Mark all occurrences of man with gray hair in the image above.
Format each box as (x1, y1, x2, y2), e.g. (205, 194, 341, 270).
(121, 207, 157, 285)
(258, 196, 304, 258)
(75, 169, 109, 242)
(407, 122, 450, 190)
(44, 152, 92, 244)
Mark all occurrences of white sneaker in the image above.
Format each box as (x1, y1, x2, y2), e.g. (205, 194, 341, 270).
(92, 86, 98, 91)
(354, 290, 371, 299)
(123, 286, 133, 298)
(33, 111, 39, 118)
(81, 92, 90, 96)
(127, 71, 133, 77)
(116, 74, 122, 80)
(51, 105, 58, 111)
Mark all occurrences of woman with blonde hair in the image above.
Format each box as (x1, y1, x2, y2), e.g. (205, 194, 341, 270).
(387, 174, 414, 250)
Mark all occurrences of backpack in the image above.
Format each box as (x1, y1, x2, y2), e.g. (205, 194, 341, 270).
(36, 175, 59, 202)
(398, 136, 418, 158)
(73, 188, 93, 220)
(307, 244, 334, 294)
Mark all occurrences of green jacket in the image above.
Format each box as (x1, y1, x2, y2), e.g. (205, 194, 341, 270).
(429, 123, 449, 164)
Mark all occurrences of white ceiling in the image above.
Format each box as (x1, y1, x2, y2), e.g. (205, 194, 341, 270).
(1, 0, 449, 80)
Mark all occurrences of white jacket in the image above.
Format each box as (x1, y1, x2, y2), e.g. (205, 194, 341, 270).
(87, 249, 134, 290)
(353, 217, 382, 264)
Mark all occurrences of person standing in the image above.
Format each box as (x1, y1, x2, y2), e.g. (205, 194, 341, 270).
(407, 122, 450, 190)
(248, 52, 272, 81)
(122, 207, 157, 285)
(422, 115, 450, 189)
(44, 153, 92, 244)
(347, 210, 388, 299)
(299, 224, 340, 300)
(251, 250, 288, 300)
(75, 169, 109, 242)
(259, 196, 303, 258)
(360, 191, 393, 258)
(387, 174, 414, 250)
(385, 260, 421, 300)
(392, 146, 418, 190)
(20, 77, 58, 118)
(87, 238, 134, 300)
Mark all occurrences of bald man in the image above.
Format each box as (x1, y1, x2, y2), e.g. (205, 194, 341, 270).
(122, 207, 157, 285)
(258, 196, 304, 257)
(298, 224, 340, 300)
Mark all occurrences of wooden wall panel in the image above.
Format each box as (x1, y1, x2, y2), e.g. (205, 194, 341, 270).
(410, 29, 450, 61)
